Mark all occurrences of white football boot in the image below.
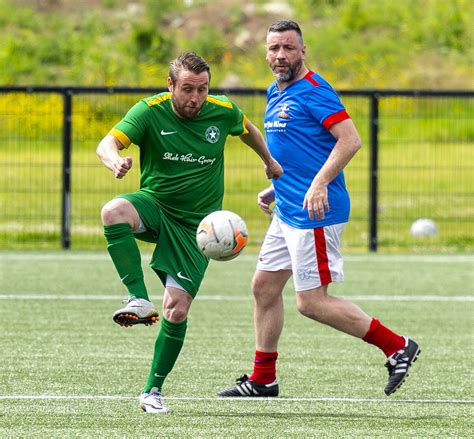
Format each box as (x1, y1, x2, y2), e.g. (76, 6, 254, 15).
(112, 297, 159, 327)
(139, 388, 169, 414)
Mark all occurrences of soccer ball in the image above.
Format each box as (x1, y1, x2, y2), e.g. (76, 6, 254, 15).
(196, 210, 248, 261)
(410, 218, 438, 237)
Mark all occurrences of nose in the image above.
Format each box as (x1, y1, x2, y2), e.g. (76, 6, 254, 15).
(189, 91, 199, 104)
(276, 46, 287, 60)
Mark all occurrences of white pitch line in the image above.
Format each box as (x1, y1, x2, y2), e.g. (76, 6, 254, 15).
(1, 253, 473, 264)
(0, 394, 471, 405)
(0, 294, 473, 302)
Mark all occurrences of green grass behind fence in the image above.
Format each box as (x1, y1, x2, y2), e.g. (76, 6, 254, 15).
(1, 137, 472, 251)
(0, 93, 473, 251)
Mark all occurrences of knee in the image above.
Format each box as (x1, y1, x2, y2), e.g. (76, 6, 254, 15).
(251, 277, 280, 307)
(163, 304, 188, 323)
(296, 298, 311, 318)
(101, 200, 119, 225)
(296, 295, 324, 320)
(295, 285, 330, 320)
(101, 199, 136, 227)
(251, 275, 264, 298)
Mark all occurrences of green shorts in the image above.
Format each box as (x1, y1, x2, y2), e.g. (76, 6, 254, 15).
(118, 190, 209, 297)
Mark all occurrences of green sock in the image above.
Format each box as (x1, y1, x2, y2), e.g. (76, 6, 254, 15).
(103, 223, 149, 300)
(144, 317, 188, 392)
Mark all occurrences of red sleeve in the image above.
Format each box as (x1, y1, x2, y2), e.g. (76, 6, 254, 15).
(322, 110, 351, 130)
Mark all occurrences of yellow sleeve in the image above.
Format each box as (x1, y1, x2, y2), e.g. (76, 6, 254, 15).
(108, 128, 132, 148)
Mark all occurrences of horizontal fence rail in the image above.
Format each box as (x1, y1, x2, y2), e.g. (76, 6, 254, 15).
(0, 87, 472, 252)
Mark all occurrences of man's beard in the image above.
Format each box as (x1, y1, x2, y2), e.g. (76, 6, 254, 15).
(272, 60, 303, 83)
(171, 97, 202, 120)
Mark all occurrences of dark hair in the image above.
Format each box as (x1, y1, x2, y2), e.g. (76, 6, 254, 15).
(169, 52, 211, 84)
(267, 20, 304, 45)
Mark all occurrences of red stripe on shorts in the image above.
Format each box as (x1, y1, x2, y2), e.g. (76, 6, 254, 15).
(313, 227, 332, 286)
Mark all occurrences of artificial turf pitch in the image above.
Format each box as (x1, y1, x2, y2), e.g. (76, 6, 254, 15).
(1, 252, 472, 437)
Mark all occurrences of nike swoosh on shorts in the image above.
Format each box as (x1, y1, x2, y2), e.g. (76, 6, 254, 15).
(177, 271, 192, 282)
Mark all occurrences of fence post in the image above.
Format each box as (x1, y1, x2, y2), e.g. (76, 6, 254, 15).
(369, 93, 379, 252)
(61, 90, 72, 249)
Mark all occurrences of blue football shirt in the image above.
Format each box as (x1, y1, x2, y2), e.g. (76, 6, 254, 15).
(264, 70, 351, 228)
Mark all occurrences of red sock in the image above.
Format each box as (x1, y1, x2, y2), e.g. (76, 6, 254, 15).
(362, 318, 405, 357)
(249, 351, 278, 384)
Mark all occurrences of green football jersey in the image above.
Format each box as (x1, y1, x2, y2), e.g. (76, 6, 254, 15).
(112, 92, 247, 228)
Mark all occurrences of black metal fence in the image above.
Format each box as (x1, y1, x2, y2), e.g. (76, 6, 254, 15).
(0, 87, 472, 252)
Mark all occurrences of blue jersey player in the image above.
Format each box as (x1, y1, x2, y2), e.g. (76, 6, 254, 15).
(219, 20, 420, 398)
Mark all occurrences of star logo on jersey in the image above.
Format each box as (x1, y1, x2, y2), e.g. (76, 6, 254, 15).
(205, 126, 220, 143)
(277, 103, 290, 119)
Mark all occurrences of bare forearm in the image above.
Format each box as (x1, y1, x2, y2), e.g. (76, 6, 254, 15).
(240, 119, 283, 180)
(240, 123, 273, 165)
(303, 119, 361, 220)
(97, 135, 122, 170)
(96, 134, 132, 179)
(313, 119, 361, 186)
(313, 137, 360, 186)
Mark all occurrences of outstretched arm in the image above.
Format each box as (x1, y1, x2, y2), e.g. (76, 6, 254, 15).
(303, 118, 362, 220)
(96, 134, 133, 179)
(239, 118, 283, 180)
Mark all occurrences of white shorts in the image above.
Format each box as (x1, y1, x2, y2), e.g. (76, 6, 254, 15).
(166, 274, 188, 293)
(257, 215, 346, 292)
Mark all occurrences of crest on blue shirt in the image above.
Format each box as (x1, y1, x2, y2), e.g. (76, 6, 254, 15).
(277, 103, 290, 119)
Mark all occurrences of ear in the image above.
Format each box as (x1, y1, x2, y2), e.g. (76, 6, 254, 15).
(302, 45, 306, 60)
(167, 77, 173, 92)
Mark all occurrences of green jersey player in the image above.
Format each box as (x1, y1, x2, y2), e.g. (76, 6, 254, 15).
(96, 52, 283, 414)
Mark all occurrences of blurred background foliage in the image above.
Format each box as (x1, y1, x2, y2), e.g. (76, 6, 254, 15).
(0, 0, 473, 89)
